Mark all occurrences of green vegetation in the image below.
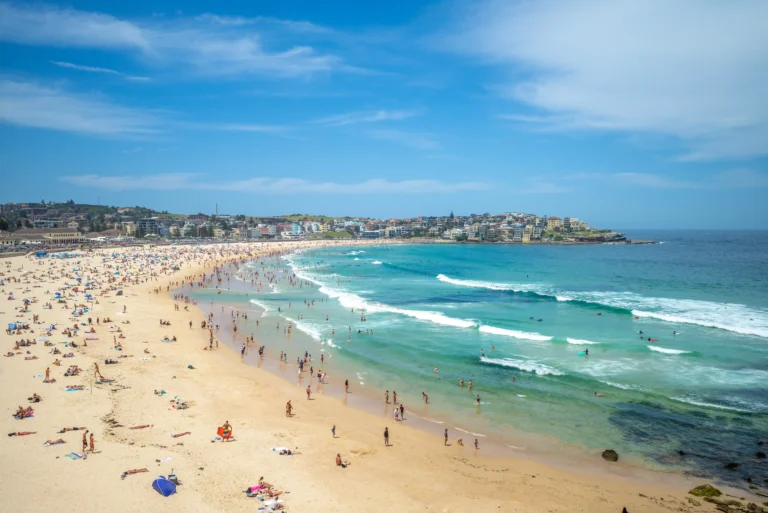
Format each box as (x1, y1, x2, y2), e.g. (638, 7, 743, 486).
(283, 214, 334, 223)
(688, 484, 722, 498)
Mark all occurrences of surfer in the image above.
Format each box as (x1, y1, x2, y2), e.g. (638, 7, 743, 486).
(594, 392, 605, 397)
(585, 348, 589, 357)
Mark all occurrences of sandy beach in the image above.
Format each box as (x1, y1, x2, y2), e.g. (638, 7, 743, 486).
(0, 241, 728, 512)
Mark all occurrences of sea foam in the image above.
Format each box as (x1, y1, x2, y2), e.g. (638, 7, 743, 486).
(480, 356, 563, 376)
(436, 273, 768, 339)
(648, 345, 691, 355)
(480, 325, 552, 341)
(566, 337, 598, 345)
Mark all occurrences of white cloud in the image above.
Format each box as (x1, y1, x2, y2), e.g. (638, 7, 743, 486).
(60, 174, 490, 194)
(51, 61, 150, 82)
(312, 109, 418, 127)
(0, 78, 159, 136)
(0, 3, 149, 50)
(0, 3, 348, 78)
(448, 0, 768, 160)
(195, 13, 332, 34)
(564, 170, 768, 189)
(367, 129, 441, 150)
(52, 61, 121, 75)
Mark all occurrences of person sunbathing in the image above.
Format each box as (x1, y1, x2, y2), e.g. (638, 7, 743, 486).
(171, 431, 191, 438)
(58, 426, 86, 433)
(43, 439, 65, 446)
(121, 468, 149, 479)
(336, 453, 349, 468)
(52, 358, 61, 366)
(28, 393, 41, 403)
(14, 406, 33, 419)
(65, 385, 84, 391)
(8, 431, 36, 437)
(24, 356, 38, 360)
(129, 424, 152, 430)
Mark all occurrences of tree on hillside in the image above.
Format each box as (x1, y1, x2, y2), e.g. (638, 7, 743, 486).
(0, 218, 9, 231)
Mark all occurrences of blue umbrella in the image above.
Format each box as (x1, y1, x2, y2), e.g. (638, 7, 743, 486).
(152, 476, 176, 497)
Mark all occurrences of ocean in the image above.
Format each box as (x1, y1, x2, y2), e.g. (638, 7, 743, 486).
(189, 231, 768, 485)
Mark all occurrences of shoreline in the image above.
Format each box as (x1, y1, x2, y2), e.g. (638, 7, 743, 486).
(0, 241, 745, 512)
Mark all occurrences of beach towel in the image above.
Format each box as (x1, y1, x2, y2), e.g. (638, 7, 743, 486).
(65, 452, 84, 460)
(217, 427, 233, 440)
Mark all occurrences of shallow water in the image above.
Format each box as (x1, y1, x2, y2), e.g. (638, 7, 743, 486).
(189, 231, 768, 487)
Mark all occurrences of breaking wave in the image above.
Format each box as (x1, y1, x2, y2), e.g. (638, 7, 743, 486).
(479, 325, 552, 341)
(648, 345, 691, 355)
(436, 274, 768, 338)
(480, 356, 564, 376)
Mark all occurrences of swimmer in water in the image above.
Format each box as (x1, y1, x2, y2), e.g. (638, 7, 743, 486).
(475, 394, 481, 405)
(594, 392, 605, 397)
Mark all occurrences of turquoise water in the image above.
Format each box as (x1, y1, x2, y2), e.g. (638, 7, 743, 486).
(191, 231, 768, 485)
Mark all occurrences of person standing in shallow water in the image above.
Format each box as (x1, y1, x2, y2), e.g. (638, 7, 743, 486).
(384, 427, 389, 446)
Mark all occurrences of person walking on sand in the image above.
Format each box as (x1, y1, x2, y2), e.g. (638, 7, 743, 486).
(82, 430, 89, 453)
(89, 433, 95, 452)
(285, 400, 292, 417)
(332, 425, 336, 438)
(385, 390, 389, 404)
(384, 427, 389, 447)
(444, 428, 449, 446)
(345, 379, 349, 393)
(474, 438, 479, 450)
(400, 404, 405, 420)
(45, 367, 50, 381)
(306, 385, 311, 400)
(393, 391, 397, 404)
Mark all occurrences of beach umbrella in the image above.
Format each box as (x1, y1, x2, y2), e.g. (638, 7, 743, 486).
(151, 476, 176, 497)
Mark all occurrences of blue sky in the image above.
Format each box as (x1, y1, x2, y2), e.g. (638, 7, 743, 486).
(0, 0, 766, 228)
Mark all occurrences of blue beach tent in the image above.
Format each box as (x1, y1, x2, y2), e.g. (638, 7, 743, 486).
(152, 476, 176, 497)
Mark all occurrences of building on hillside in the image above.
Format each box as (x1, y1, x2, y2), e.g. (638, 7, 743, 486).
(32, 219, 60, 229)
(138, 217, 160, 235)
(546, 216, 563, 231)
(385, 226, 403, 238)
